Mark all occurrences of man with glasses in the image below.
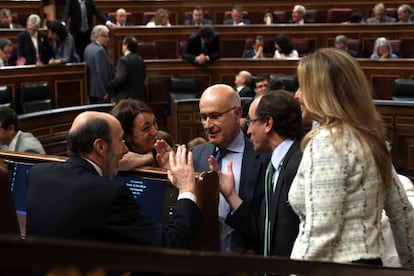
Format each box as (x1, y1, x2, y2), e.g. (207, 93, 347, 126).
(84, 25, 112, 104)
(213, 90, 303, 258)
(191, 84, 269, 253)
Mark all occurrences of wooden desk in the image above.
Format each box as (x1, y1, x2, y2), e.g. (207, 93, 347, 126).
(0, 150, 219, 251)
(0, 63, 88, 114)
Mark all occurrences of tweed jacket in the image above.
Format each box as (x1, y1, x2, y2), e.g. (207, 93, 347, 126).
(289, 127, 414, 267)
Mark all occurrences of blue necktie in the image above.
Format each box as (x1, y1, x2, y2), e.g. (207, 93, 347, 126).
(215, 148, 228, 170)
(264, 161, 275, 256)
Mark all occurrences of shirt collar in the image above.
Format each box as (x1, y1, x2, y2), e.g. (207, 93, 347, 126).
(271, 138, 295, 171)
(217, 131, 244, 153)
(7, 130, 21, 151)
(82, 157, 103, 176)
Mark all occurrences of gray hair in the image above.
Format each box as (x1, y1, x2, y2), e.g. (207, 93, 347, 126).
(294, 5, 306, 15)
(335, 35, 347, 46)
(26, 14, 41, 27)
(0, 9, 11, 17)
(399, 4, 413, 14)
(90, 25, 109, 42)
(0, 38, 12, 50)
(373, 37, 393, 56)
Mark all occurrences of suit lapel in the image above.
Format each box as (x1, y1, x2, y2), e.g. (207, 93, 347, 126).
(239, 136, 262, 203)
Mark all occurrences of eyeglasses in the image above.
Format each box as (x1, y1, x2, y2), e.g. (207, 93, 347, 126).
(245, 117, 263, 127)
(200, 106, 237, 122)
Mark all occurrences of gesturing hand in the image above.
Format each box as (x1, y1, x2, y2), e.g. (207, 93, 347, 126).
(167, 145, 195, 194)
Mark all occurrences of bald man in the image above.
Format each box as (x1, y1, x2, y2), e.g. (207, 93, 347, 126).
(115, 8, 132, 26)
(234, 70, 254, 98)
(26, 111, 202, 249)
(191, 84, 269, 253)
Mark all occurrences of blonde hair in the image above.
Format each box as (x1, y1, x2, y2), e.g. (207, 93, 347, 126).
(152, 8, 169, 25)
(297, 48, 392, 187)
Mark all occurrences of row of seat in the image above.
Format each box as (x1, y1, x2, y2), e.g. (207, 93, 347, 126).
(0, 84, 52, 114)
(107, 7, 399, 25)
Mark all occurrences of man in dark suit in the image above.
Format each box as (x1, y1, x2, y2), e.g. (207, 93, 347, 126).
(84, 25, 113, 104)
(192, 84, 270, 253)
(182, 26, 220, 65)
(234, 70, 254, 98)
(114, 8, 133, 27)
(183, 6, 213, 26)
(242, 35, 273, 59)
(0, 9, 23, 29)
(62, 0, 116, 61)
(26, 111, 202, 249)
(223, 5, 250, 25)
(288, 5, 314, 24)
(108, 36, 146, 103)
(214, 90, 302, 257)
(17, 14, 52, 65)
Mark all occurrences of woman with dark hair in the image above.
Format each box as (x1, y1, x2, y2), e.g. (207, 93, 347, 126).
(47, 20, 79, 64)
(273, 34, 299, 59)
(262, 9, 276, 24)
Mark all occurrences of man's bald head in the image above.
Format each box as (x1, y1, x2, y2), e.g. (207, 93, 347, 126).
(68, 111, 119, 156)
(201, 84, 241, 107)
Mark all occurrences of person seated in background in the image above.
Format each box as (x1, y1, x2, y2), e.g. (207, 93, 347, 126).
(0, 9, 23, 29)
(0, 38, 25, 66)
(233, 70, 254, 97)
(242, 35, 272, 59)
(184, 6, 212, 26)
(0, 106, 45, 154)
(366, 3, 396, 23)
(146, 8, 171, 27)
(334, 35, 359, 58)
(115, 8, 133, 27)
(47, 20, 80, 65)
(157, 130, 174, 148)
(273, 34, 299, 59)
(370, 37, 398, 59)
(110, 98, 172, 170)
(397, 4, 413, 22)
(17, 14, 52, 65)
(289, 5, 314, 24)
(241, 76, 270, 125)
(187, 136, 206, 150)
(342, 11, 365, 23)
(262, 9, 276, 24)
(223, 5, 250, 25)
(26, 111, 202, 250)
(182, 26, 220, 65)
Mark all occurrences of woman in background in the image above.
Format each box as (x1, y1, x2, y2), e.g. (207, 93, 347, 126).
(370, 37, 398, 59)
(110, 99, 172, 170)
(290, 48, 414, 267)
(273, 34, 299, 59)
(146, 8, 171, 27)
(47, 20, 79, 64)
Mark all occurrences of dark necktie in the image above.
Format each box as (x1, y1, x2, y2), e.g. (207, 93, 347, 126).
(263, 161, 275, 256)
(80, 0, 88, 32)
(215, 148, 228, 170)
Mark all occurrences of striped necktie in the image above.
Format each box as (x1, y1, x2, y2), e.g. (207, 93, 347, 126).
(263, 161, 275, 256)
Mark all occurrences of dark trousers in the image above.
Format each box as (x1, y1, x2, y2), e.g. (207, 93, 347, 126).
(73, 30, 91, 61)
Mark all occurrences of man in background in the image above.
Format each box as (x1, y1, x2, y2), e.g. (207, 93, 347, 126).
(182, 26, 220, 65)
(184, 6, 212, 26)
(62, 0, 116, 61)
(115, 8, 133, 27)
(223, 5, 250, 25)
(289, 5, 314, 24)
(366, 3, 396, 23)
(0, 9, 23, 29)
(108, 36, 146, 103)
(334, 35, 359, 57)
(0, 106, 45, 154)
(234, 70, 254, 98)
(84, 25, 113, 104)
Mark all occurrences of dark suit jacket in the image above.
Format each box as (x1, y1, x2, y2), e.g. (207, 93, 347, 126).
(0, 22, 23, 29)
(288, 17, 314, 24)
(26, 156, 202, 249)
(183, 18, 213, 25)
(225, 139, 302, 256)
(192, 135, 270, 223)
(108, 52, 146, 103)
(17, 30, 52, 65)
(84, 41, 112, 99)
(62, 0, 108, 36)
(241, 49, 273, 58)
(237, 86, 254, 98)
(182, 33, 220, 64)
(223, 19, 251, 25)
